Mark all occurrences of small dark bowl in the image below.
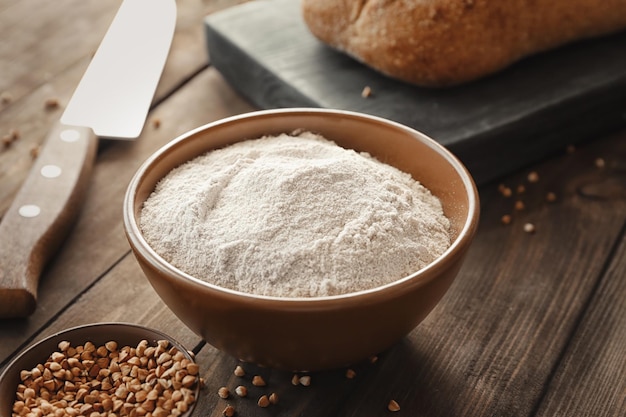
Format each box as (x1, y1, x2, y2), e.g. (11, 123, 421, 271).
(0, 322, 199, 417)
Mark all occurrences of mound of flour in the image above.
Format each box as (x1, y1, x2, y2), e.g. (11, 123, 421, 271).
(140, 131, 451, 297)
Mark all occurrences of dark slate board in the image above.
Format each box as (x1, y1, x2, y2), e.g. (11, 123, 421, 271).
(204, 0, 626, 184)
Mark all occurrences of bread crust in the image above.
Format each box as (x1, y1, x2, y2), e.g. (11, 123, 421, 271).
(301, 0, 626, 87)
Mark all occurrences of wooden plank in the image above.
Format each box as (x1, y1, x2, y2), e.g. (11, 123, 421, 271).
(0, 0, 254, 366)
(534, 219, 626, 414)
(0, 0, 235, 213)
(204, 0, 626, 184)
(0, 0, 233, 108)
(2, 2, 625, 415)
(0, 0, 121, 213)
(0, 67, 255, 367)
(14, 254, 204, 352)
(0, 0, 118, 101)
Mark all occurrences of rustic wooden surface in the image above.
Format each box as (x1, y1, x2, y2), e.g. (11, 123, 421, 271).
(1, 1, 625, 416)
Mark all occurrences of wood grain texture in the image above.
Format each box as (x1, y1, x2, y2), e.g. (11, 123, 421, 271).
(0, 0, 234, 214)
(0, 0, 118, 101)
(537, 235, 626, 417)
(1, 1, 625, 416)
(0, 63, 89, 214)
(0, 67, 254, 366)
(28, 254, 203, 350)
(0, 0, 120, 214)
(533, 139, 626, 417)
(204, 0, 626, 184)
(0, 0, 254, 366)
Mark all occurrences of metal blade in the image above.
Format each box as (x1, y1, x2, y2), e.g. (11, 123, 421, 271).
(61, 0, 176, 139)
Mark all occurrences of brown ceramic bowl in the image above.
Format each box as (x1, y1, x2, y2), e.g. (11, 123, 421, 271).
(0, 323, 199, 417)
(123, 108, 479, 371)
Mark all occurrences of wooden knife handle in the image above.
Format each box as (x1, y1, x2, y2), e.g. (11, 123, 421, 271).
(0, 122, 98, 318)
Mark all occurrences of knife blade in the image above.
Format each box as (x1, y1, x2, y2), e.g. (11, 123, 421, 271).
(0, 0, 176, 318)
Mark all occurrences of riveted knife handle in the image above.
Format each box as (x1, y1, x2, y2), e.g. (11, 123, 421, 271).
(0, 122, 97, 318)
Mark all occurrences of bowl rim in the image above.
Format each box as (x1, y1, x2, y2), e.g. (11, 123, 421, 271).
(123, 107, 479, 305)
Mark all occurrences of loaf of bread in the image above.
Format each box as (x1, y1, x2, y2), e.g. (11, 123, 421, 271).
(301, 0, 626, 87)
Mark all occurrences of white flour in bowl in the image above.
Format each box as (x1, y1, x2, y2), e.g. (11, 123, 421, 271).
(140, 131, 451, 297)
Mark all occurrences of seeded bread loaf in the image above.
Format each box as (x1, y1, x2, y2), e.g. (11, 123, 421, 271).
(301, 0, 626, 87)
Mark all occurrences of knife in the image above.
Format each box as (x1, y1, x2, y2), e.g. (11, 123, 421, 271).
(0, 0, 176, 318)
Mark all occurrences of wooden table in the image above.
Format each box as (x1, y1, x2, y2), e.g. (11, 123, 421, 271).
(1, 1, 625, 416)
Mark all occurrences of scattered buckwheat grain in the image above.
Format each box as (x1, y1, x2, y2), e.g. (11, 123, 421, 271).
(514, 200, 525, 211)
(345, 369, 356, 379)
(527, 171, 539, 183)
(388, 400, 401, 412)
(44, 98, 59, 110)
(234, 385, 247, 397)
(233, 365, 245, 377)
(499, 184, 513, 197)
(299, 375, 311, 386)
(361, 86, 372, 98)
(595, 157, 605, 168)
(501, 214, 512, 225)
(269, 392, 279, 405)
(546, 192, 557, 203)
(252, 375, 266, 386)
(291, 374, 300, 386)
(523, 223, 536, 233)
(218, 386, 230, 399)
(258, 395, 270, 408)
(223, 404, 235, 417)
